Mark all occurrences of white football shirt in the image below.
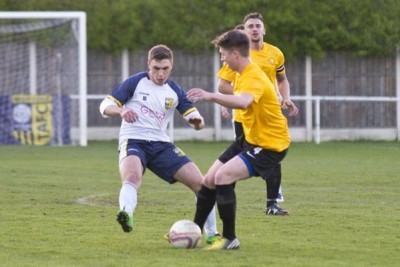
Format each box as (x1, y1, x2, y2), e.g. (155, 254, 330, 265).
(105, 72, 197, 147)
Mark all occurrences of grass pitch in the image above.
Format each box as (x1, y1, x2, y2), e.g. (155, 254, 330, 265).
(0, 141, 399, 266)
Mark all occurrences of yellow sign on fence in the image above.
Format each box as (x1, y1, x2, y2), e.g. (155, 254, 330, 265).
(12, 94, 53, 145)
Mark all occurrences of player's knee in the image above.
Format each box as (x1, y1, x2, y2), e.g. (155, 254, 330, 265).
(121, 173, 142, 187)
(190, 181, 202, 193)
(214, 170, 231, 185)
(202, 174, 216, 189)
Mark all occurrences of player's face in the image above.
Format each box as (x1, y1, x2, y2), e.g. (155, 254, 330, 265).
(220, 47, 238, 71)
(244, 18, 265, 43)
(148, 59, 173, 85)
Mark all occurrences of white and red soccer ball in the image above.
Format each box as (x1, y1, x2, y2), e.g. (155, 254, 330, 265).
(168, 219, 202, 249)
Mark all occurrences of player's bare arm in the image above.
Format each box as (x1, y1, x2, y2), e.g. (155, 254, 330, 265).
(277, 73, 299, 117)
(217, 79, 233, 120)
(217, 78, 234, 95)
(104, 105, 138, 123)
(220, 106, 231, 120)
(187, 88, 253, 110)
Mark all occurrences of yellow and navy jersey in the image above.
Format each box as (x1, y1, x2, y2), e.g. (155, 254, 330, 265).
(234, 63, 290, 152)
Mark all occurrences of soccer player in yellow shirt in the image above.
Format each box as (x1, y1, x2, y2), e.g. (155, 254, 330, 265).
(187, 29, 290, 250)
(218, 12, 297, 214)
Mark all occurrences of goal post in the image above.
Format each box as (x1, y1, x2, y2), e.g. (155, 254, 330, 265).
(0, 11, 87, 146)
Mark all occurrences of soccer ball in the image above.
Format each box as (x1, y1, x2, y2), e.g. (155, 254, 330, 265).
(168, 219, 202, 249)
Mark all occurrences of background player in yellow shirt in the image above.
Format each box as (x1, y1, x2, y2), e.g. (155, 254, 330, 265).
(218, 12, 297, 213)
(187, 29, 291, 250)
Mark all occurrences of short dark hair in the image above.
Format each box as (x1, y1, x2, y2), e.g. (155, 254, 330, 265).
(211, 30, 250, 57)
(243, 12, 264, 24)
(148, 44, 173, 61)
(235, 24, 245, 30)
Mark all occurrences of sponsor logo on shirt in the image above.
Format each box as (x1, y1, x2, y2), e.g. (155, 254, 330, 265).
(140, 106, 166, 120)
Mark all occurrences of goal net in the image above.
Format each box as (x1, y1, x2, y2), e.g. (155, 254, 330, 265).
(0, 12, 87, 146)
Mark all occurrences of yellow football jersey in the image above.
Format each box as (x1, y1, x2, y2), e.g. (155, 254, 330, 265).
(217, 42, 285, 87)
(234, 63, 290, 152)
(250, 42, 285, 87)
(217, 63, 236, 84)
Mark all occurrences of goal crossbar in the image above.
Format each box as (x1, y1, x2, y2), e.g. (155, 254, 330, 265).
(0, 11, 87, 146)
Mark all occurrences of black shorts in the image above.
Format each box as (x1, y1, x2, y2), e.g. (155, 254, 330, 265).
(233, 121, 244, 140)
(238, 140, 288, 179)
(218, 135, 245, 163)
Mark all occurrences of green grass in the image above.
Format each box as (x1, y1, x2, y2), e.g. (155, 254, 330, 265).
(1, 141, 399, 267)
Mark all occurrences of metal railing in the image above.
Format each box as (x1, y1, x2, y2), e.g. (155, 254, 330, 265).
(291, 95, 400, 143)
(73, 94, 400, 143)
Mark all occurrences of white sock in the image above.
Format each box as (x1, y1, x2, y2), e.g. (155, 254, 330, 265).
(119, 181, 137, 216)
(204, 205, 218, 237)
(279, 186, 283, 194)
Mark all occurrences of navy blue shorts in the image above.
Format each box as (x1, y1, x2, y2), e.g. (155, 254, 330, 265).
(119, 139, 191, 184)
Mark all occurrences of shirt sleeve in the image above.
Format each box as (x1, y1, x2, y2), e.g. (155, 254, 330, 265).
(217, 63, 236, 82)
(276, 49, 286, 75)
(109, 72, 146, 105)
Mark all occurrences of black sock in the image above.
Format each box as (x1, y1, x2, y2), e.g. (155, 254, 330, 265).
(266, 165, 281, 207)
(194, 185, 216, 231)
(216, 184, 236, 240)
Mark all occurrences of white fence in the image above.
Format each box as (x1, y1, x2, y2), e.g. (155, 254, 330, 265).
(74, 94, 400, 144)
(291, 95, 400, 144)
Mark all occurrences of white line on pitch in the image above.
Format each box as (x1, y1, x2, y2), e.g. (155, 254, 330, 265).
(76, 193, 109, 206)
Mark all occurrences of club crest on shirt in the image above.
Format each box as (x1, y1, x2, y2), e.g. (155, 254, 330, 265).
(165, 98, 174, 110)
(268, 57, 275, 65)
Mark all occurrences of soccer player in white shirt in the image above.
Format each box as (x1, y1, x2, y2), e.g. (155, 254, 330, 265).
(99, 44, 218, 243)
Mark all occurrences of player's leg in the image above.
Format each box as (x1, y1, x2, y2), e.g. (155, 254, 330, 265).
(266, 164, 284, 203)
(278, 185, 284, 202)
(205, 155, 250, 250)
(188, 138, 242, 241)
(174, 161, 219, 241)
(265, 166, 284, 203)
(266, 164, 281, 205)
(148, 142, 219, 241)
(117, 155, 144, 232)
(196, 160, 227, 243)
(200, 197, 219, 242)
(117, 141, 146, 232)
(242, 144, 289, 216)
(265, 164, 288, 215)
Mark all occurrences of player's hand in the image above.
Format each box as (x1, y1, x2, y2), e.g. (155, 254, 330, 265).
(188, 115, 204, 130)
(282, 99, 299, 117)
(120, 108, 138, 123)
(187, 88, 212, 102)
(220, 106, 231, 120)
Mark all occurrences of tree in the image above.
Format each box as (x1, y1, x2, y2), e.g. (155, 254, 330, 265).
(1, 0, 399, 60)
